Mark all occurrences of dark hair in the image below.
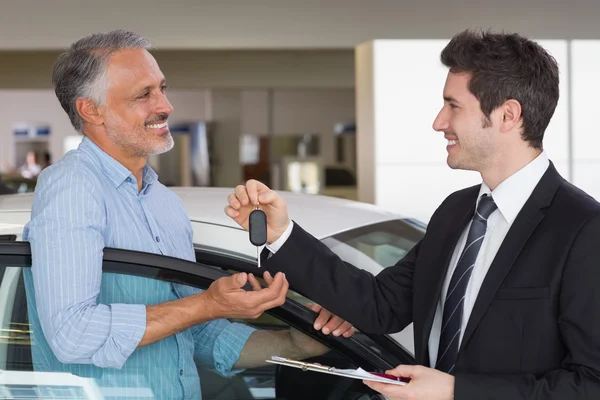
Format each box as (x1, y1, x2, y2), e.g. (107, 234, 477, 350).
(440, 30, 559, 149)
(52, 30, 151, 132)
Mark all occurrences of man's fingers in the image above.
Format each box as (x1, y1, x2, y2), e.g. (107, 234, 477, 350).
(362, 380, 404, 397)
(306, 302, 327, 330)
(265, 271, 285, 291)
(263, 271, 274, 285)
(248, 273, 262, 291)
(386, 364, 417, 378)
(258, 189, 282, 208)
(214, 273, 247, 293)
(304, 302, 321, 313)
(245, 179, 262, 205)
(322, 315, 346, 335)
(227, 193, 241, 209)
(332, 321, 353, 337)
(232, 273, 248, 288)
(224, 205, 239, 219)
(342, 326, 356, 338)
(255, 277, 289, 311)
(234, 185, 250, 206)
(313, 307, 331, 331)
(276, 275, 289, 302)
(243, 272, 287, 307)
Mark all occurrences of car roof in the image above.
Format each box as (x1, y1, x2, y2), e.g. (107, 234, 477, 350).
(0, 187, 402, 239)
(175, 187, 401, 238)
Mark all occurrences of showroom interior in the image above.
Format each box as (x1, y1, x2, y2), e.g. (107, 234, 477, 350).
(1, 1, 600, 398)
(1, 1, 599, 222)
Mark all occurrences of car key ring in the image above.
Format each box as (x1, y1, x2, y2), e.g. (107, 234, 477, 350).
(249, 204, 267, 268)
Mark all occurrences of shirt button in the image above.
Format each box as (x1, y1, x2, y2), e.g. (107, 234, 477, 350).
(155, 236, 160, 242)
(179, 369, 183, 376)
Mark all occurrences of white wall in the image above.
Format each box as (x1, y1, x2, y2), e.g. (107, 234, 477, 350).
(2, 0, 600, 50)
(356, 40, 570, 223)
(571, 41, 600, 200)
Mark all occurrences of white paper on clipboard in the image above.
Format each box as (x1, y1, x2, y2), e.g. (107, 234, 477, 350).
(266, 356, 408, 386)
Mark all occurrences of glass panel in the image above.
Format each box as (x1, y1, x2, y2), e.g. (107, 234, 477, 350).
(193, 218, 423, 356)
(323, 219, 423, 275)
(0, 259, 384, 399)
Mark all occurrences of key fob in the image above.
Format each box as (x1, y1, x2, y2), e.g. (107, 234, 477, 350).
(249, 209, 267, 246)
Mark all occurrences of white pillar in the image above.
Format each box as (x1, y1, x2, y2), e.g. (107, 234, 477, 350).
(355, 40, 569, 222)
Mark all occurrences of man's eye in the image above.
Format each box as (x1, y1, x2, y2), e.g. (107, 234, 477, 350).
(449, 104, 458, 109)
(138, 92, 150, 99)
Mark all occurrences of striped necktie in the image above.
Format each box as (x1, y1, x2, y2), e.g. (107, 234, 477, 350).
(435, 194, 497, 374)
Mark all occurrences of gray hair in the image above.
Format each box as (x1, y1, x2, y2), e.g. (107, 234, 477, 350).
(52, 29, 152, 132)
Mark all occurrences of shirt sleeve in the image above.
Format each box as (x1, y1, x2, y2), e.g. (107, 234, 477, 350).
(171, 283, 256, 377)
(191, 319, 255, 377)
(24, 166, 146, 369)
(266, 221, 295, 253)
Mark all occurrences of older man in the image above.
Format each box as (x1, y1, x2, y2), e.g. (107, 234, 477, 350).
(23, 30, 351, 399)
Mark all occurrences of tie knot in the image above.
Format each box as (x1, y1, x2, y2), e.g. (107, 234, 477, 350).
(476, 194, 497, 220)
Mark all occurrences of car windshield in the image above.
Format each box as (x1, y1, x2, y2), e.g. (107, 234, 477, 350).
(322, 219, 425, 276)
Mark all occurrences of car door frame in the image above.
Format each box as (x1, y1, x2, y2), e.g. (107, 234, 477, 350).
(193, 245, 416, 367)
(0, 241, 414, 374)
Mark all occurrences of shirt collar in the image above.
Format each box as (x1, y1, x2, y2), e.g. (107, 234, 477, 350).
(78, 136, 159, 189)
(478, 151, 550, 225)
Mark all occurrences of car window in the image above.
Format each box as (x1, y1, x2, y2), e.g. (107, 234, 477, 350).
(0, 244, 408, 400)
(322, 220, 424, 275)
(192, 219, 423, 355)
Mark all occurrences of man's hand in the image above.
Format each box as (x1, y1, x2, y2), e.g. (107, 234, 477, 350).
(305, 303, 355, 338)
(246, 272, 355, 358)
(288, 303, 355, 358)
(225, 179, 291, 244)
(363, 365, 454, 400)
(204, 271, 288, 319)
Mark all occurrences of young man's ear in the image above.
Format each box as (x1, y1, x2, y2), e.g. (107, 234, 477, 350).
(500, 99, 522, 133)
(75, 98, 104, 127)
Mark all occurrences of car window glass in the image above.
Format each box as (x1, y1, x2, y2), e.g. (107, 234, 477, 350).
(323, 220, 424, 274)
(0, 256, 388, 400)
(192, 218, 424, 355)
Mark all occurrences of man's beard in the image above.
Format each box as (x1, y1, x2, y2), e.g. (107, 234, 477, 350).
(106, 125, 174, 157)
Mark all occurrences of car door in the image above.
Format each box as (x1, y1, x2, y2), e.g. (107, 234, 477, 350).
(0, 241, 413, 400)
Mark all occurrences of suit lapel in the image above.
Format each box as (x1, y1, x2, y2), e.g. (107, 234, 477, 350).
(416, 188, 478, 363)
(458, 163, 563, 355)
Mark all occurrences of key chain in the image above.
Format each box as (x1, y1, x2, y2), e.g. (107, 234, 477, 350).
(249, 205, 267, 268)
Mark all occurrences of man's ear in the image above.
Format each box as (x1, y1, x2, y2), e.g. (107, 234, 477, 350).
(75, 98, 104, 127)
(500, 99, 522, 133)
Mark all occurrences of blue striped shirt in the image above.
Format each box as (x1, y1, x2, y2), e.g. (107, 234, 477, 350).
(22, 136, 255, 399)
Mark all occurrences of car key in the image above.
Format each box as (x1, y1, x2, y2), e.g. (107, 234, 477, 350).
(249, 206, 267, 268)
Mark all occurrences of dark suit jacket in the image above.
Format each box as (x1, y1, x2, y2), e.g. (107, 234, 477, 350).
(264, 163, 600, 399)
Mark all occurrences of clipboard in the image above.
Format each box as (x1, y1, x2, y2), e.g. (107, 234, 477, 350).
(266, 356, 409, 386)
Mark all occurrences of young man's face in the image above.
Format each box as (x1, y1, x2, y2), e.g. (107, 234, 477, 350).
(432, 72, 498, 172)
(101, 48, 174, 158)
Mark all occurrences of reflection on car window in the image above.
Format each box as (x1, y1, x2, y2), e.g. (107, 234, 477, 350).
(0, 260, 385, 400)
(322, 220, 424, 275)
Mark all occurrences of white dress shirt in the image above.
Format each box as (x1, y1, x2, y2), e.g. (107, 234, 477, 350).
(268, 152, 550, 368)
(428, 151, 549, 367)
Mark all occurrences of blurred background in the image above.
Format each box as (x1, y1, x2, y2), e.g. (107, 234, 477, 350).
(1, 0, 599, 222)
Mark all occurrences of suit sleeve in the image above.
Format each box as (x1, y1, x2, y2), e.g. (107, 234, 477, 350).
(454, 213, 600, 399)
(263, 222, 417, 334)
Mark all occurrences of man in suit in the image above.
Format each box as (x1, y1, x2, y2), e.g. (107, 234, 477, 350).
(225, 30, 600, 399)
